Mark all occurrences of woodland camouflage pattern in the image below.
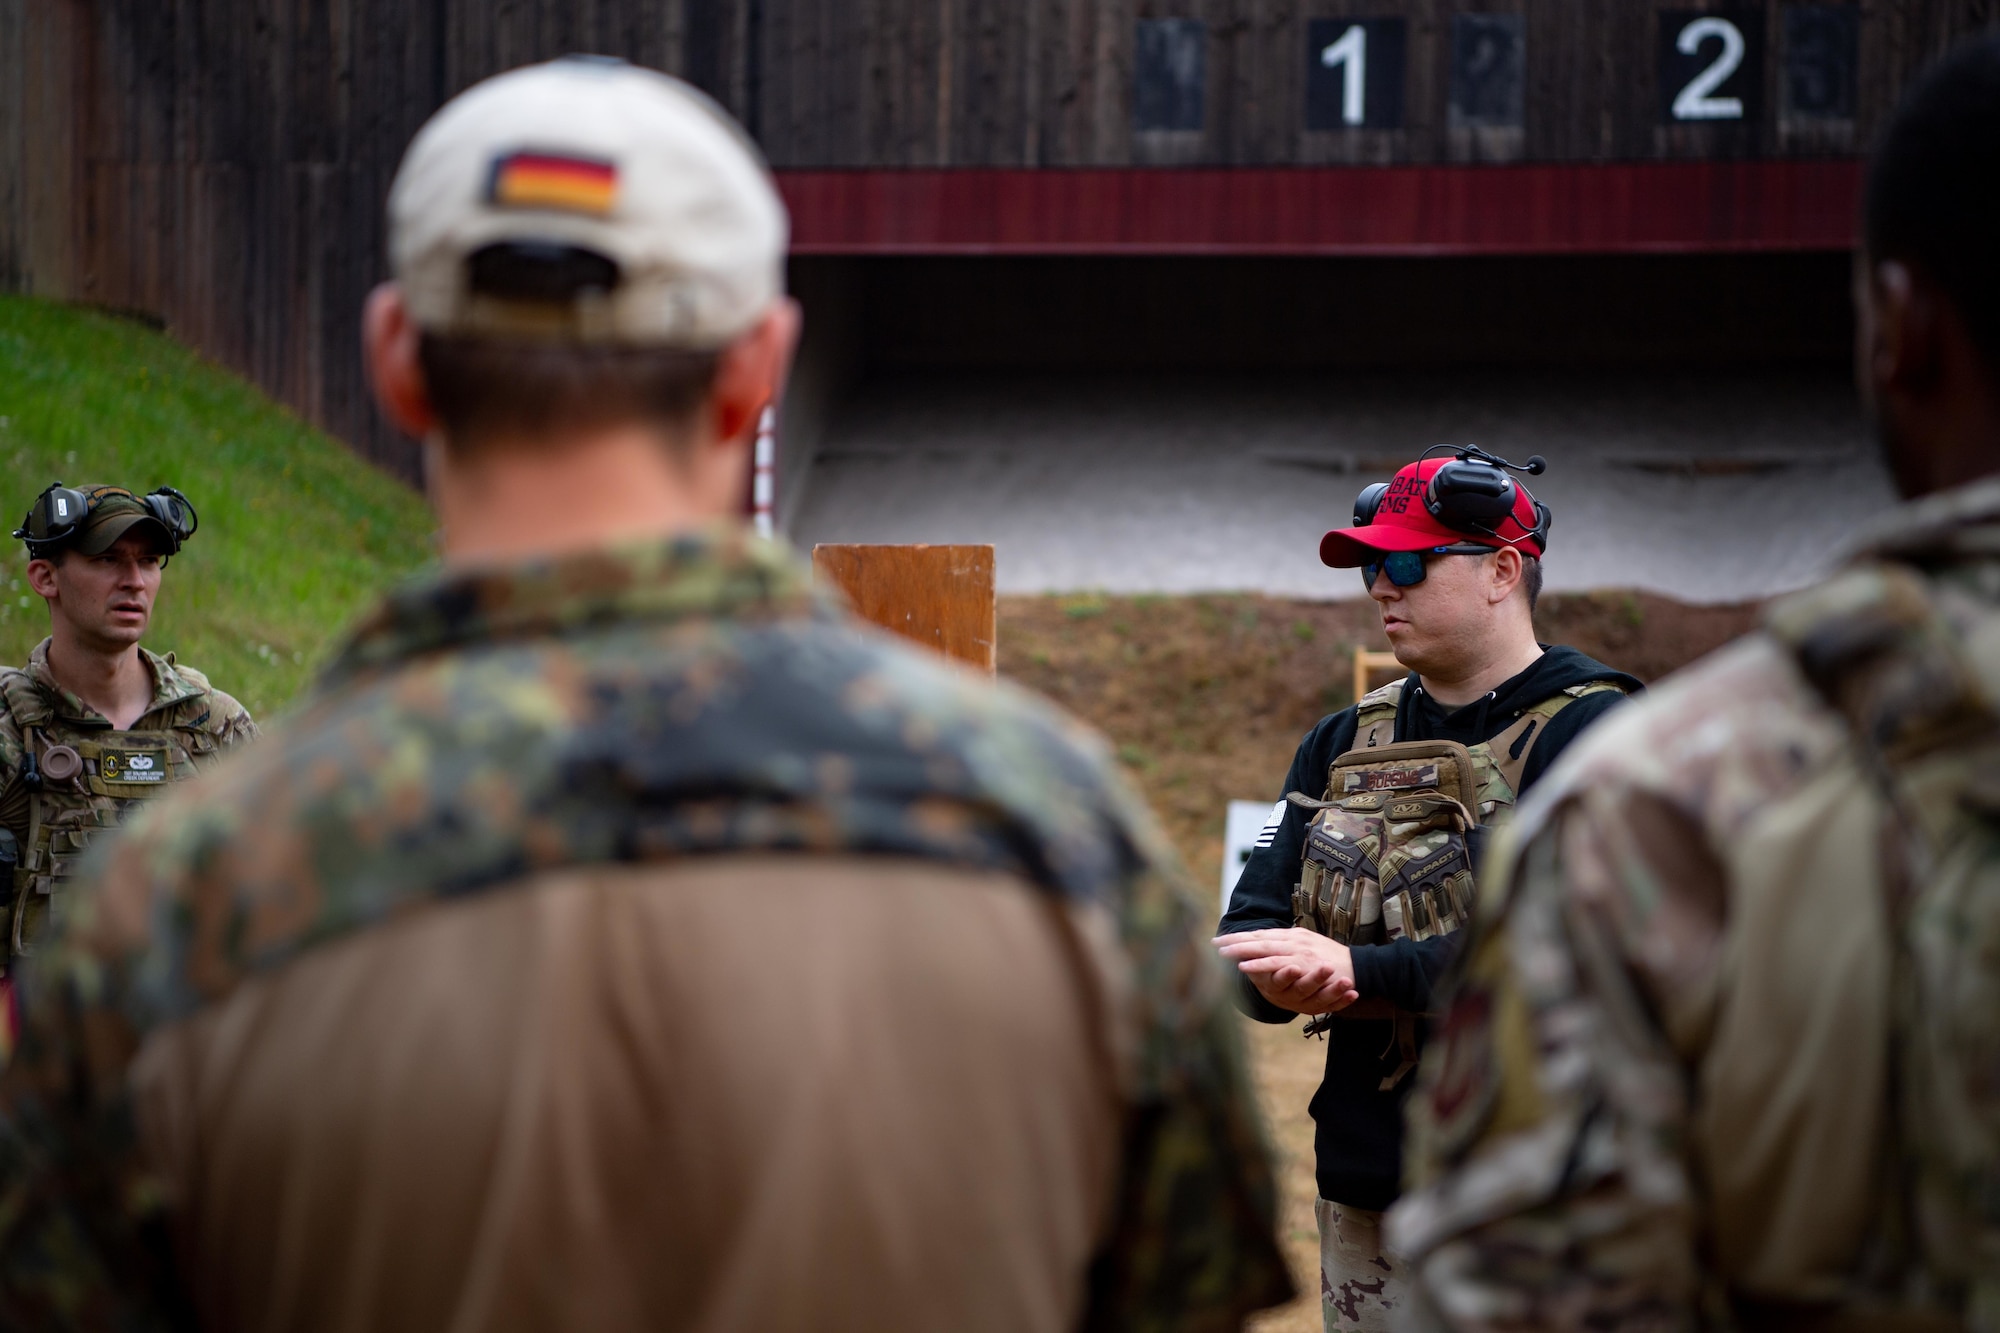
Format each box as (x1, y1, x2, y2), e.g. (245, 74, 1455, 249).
(1389, 477, 2000, 1333)
(0, 527, 1292, 1330)
(0, 642, 257, 964)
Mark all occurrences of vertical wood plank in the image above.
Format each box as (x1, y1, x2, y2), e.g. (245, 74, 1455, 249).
(21, 0, 82, 299)
(0, 0, 22, 289)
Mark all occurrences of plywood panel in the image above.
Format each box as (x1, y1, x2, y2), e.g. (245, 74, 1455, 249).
(812, 544, 998, 673)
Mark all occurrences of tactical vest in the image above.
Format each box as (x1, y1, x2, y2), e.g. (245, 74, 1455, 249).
(1769, 557, 2000, 1327)
(1288, 676, 1624, 1086)
(0, 665, 224, 966)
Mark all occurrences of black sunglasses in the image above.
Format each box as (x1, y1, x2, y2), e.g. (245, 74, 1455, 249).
(1361, 544, 1499, 592)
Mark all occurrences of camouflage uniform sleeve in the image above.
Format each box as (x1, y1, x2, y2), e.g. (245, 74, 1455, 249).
(0, 708, 23, 827)
(1081, 789, 1297, 1332)
(203, 686, 259, 749)
(0, 808, 191, 1330)
(1386, 782, 1723, 1333)
(0, 709, 25, 917)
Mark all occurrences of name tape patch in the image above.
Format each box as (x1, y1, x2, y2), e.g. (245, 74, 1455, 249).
(100, 748, 167, 784)
(1254, 799, 1286, 849)
(487, 152, 619, 217)
(1345, 763, 1440, 794)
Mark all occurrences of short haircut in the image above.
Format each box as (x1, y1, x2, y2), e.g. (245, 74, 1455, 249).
(418, 336, 721, 453)
(1454, 548, 1542, 612)
(1865, 34, 2000, 373)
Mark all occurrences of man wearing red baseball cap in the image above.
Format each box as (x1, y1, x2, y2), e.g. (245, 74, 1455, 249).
(1214, 446, 1640, 1332)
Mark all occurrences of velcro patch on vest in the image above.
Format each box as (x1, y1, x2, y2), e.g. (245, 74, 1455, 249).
(1344, 763, 1440, 794)
(98, 747, 168, 785)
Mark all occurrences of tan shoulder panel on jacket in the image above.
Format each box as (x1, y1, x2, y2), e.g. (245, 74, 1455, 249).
(128, 854, 1129, 1333)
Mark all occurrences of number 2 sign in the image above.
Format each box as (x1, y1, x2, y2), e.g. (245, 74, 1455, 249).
(1659, 10, 1765, 124)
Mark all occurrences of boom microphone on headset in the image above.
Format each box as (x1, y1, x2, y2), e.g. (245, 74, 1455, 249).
(1351, 447, 1553, 553)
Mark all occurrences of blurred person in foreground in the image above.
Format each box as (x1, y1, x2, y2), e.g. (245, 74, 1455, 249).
(1214, 453, 1637, 1331)
(1389, 35, 2000, 1333)
(0, 58, 1291, 1332)
(1, 484, 253, 981)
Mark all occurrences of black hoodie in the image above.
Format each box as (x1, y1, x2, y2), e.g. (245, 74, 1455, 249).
(1217, 645, 1642, 1211)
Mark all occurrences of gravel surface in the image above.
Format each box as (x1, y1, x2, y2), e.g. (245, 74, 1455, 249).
(790, 369, 1894, 604)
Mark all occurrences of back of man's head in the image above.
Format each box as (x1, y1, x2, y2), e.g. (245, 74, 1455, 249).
(382, 58, 789, 453)
(1866, 36, 2000, 377)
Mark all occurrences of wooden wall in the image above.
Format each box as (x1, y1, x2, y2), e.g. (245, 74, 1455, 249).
(757, 0, 1994, 167)
(0, 0, 718, 475)
(0, 0, 1995, 478)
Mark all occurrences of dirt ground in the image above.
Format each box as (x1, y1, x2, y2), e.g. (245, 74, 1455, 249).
(996, 588, 1762, 1331)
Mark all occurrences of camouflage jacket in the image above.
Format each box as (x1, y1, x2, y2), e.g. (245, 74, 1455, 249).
(1388, 478, 2000, 1332)
(0, 528, 1292, 1330)
(0, 641, 257, 964)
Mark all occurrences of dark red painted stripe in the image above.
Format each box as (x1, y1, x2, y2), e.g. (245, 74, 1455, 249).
(775, 161, 1863, 256)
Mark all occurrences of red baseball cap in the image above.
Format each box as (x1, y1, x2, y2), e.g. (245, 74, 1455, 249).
(1319, 458, 1547, 568)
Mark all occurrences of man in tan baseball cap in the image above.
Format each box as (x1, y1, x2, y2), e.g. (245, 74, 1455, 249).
(367, 54, 799, 552)
(0, 58, 1292, 1332)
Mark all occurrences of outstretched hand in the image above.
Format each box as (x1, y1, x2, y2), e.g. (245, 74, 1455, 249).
(1212, 928, 1360, 1016)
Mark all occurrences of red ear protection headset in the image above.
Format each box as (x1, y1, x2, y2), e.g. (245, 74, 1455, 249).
(1352, 445, 1553, 552)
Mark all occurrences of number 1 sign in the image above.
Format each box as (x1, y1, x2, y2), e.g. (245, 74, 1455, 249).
(1306, 18, 1407, 130)
(1659, 10, 1765, 124)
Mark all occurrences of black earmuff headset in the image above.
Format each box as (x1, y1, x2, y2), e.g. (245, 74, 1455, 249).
(1352, 445, 1553, 552)
(13, 482, 199, 558)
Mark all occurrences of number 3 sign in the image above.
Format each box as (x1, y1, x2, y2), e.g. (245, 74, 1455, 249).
(1659, 10, 1765, 124)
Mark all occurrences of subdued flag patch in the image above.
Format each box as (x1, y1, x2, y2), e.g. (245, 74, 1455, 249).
(1254, 799, 1285, 849)
(488, 152, 619, 216)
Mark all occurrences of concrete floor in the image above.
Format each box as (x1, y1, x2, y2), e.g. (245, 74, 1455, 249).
(788, 369, 1894, 604)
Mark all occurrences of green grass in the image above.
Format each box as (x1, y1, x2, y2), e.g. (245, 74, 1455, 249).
(0, 297, 432, 718)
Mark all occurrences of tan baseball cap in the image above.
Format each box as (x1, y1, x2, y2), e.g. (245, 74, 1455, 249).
(388, 57, 788, 349)
(70, 489, 175, 555)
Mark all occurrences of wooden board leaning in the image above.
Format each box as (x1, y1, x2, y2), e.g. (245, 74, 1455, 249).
(812, 544, 997, 676)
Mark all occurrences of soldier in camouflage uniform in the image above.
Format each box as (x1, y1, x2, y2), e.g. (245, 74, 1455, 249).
(1389, 36, 2000, 1333)
(0, 59, 1292, 1331)
(0, 483, 255, 974)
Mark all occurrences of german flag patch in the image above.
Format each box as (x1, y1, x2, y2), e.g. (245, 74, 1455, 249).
(487, 151, 619, 216)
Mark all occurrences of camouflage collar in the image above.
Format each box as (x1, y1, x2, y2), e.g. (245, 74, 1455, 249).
(23, 638, 208, 727)
(323, 526, 830, 686)
(1852, 473, 2000, 564)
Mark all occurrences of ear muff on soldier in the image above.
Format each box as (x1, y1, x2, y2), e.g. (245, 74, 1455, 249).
(13, 484, 91, 551)
(142, 486, 199, 547)
(13, 482, 199, 556)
